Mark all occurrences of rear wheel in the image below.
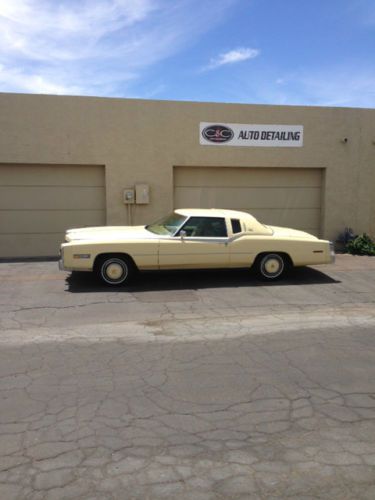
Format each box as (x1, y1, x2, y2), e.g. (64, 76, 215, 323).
(256, 253, 287, 280)
(96, 255, 134, 286)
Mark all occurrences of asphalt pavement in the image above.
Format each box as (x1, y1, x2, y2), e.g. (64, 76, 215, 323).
(1, 255, 375, 499)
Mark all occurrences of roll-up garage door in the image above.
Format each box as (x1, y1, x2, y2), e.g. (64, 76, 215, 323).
(0, 164, 106, 258)
(174, 167, 323, 236)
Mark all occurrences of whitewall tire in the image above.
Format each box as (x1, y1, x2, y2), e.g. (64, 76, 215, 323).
(258, 253, 286, 280)
(97, 256, 132, 286)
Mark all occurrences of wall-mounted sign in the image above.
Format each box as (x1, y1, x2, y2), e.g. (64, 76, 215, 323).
(200, 122, 303, 147)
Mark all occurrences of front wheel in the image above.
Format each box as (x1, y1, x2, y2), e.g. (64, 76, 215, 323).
(96, 256, 134, 286)
(256, 253, 287, 280)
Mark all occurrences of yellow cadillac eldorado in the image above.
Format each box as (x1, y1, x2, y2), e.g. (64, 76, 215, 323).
(59, 208, 335, 285)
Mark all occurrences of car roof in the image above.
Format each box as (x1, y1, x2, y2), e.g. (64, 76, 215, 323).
(174, 208, 273, 235)
(175, 208, 253, 219)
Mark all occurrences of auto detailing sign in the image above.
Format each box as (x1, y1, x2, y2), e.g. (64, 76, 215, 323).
(200, 122, 303, 147)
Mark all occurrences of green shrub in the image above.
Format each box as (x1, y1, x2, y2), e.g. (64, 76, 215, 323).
(346, 233, 375, 256)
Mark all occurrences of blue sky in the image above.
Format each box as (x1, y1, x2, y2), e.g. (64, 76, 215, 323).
(0, 0, 374, 107)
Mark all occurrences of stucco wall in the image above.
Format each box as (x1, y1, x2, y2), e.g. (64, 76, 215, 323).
(0, 92, 374, 242)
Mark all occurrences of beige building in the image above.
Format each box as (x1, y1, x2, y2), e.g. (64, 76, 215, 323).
(0, 92, 374, 258)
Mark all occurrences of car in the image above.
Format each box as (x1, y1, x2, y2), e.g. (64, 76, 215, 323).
(59, 208, 335, 285)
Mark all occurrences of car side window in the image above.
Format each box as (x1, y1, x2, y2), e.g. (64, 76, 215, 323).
(179, 217, 227, 237)
(231, 219, 242, 234)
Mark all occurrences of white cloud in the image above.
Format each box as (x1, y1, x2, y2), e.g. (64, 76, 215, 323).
(0, 66, 80, 94)
(0, 62, 138, 96)
(0, 0, 154, 61)
(205, 47, 259, 71)
(0, 0, 236, 95)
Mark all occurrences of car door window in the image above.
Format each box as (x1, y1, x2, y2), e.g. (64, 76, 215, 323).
(179, 217, 227, 237)
(231, 219, 242, 234)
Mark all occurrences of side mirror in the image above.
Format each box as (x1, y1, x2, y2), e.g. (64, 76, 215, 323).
(180, 230, 187, 239)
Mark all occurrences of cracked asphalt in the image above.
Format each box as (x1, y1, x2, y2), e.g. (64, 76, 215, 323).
(1, 255, 375, 500)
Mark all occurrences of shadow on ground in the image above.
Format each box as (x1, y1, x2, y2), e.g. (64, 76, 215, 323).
(66, 266, 339, 293)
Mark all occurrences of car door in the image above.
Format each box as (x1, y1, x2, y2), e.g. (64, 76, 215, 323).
(228, 217, 257, 267)
(158, 216, 230, 269)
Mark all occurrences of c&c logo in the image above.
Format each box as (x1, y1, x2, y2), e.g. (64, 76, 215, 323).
(202, 124, 234, 143)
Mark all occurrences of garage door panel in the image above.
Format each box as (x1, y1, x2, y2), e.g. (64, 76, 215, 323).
(0, 164, 106, 258)
(175, 166, 321, 188)
(174, 187, 320, 210)
(1, 210, 105, 234)
(174, 167, 322, 236)
(248, 209, 321, 230)
(0, 164, 105, 186)
(0, 186, 105, 210)
(0, 234, 66, 258)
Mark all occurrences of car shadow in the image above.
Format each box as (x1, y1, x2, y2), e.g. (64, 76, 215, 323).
(66, 267, 340, 293)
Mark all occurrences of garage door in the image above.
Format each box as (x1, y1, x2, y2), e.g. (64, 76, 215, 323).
(0, 164, 105, 258)
(174, 167, 323, 236)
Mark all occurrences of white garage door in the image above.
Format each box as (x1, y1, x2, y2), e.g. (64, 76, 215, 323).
(0, 164, 106, 258)
(174, 167, 323, 236)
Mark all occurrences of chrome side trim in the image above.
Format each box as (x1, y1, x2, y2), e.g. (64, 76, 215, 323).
(167, 236, 229, 244)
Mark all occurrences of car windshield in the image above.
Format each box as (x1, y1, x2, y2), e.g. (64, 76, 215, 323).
(145, 212, 187, 235)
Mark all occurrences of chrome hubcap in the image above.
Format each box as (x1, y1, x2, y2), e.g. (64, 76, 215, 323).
(264, 258, 281, 274)
(101, 258, 128, 284)
(261, 254, 284, 278)
(106, 262, 124, 280)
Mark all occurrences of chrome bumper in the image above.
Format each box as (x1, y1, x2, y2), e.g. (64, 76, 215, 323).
(58, 254, 72, 271)
(58, 259, 90, 272)
(329, 242, 336, 263)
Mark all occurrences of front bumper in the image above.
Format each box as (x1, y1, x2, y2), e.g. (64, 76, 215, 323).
(58, 248, 72, 271)
(58, 247, 71, 271)
(58, 258, 91, 272)
(58, 259, 71, 271)
(329, 242, 336, 263)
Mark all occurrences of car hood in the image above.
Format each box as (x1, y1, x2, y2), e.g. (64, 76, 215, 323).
(268, 225, 318, 240)
(65, 225, 157, 242)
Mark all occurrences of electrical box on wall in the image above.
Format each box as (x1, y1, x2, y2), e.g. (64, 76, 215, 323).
(135, 184, 150, 204)
(123, 188, 135, 204)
